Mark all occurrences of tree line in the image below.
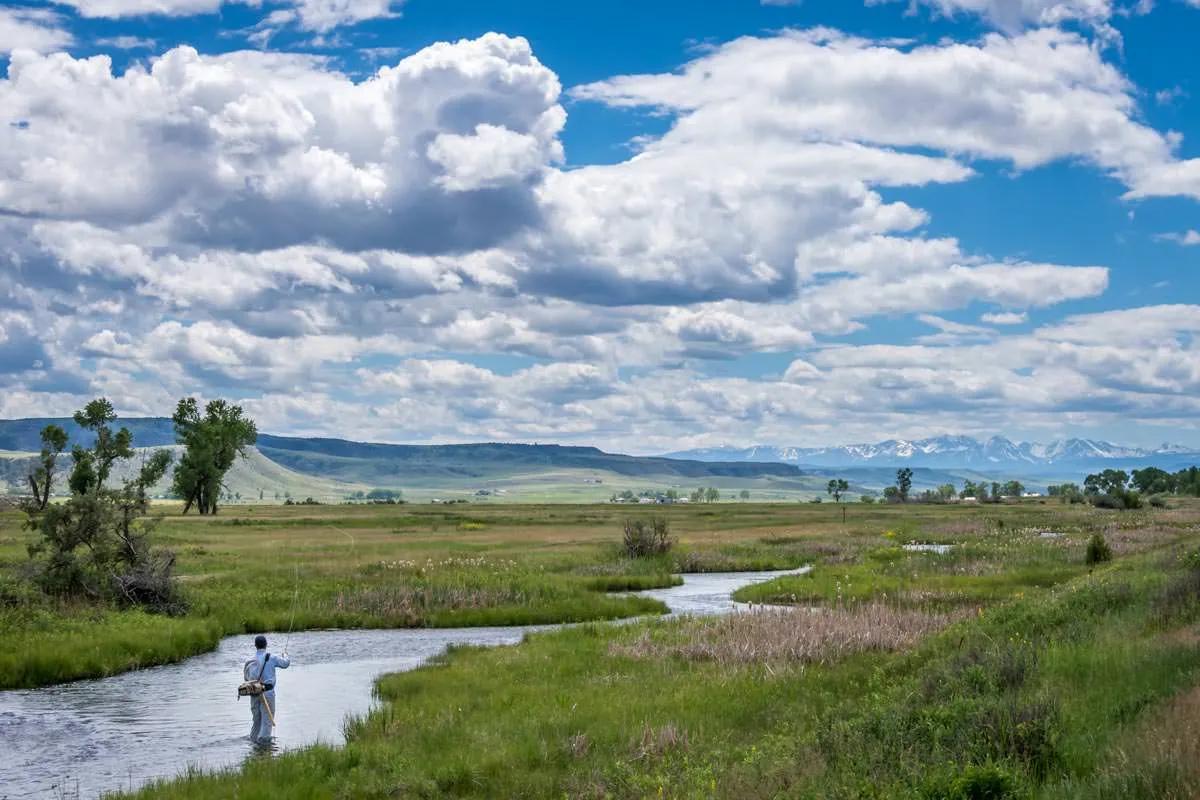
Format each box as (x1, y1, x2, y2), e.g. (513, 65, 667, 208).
(1048, 466, 1200, 510)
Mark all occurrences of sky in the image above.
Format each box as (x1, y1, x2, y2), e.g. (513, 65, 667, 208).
(0, 0, 1198, 453)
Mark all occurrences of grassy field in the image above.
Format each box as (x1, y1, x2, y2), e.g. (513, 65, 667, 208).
(0, 501, 828, 688)
(5, 499, 1200, 798)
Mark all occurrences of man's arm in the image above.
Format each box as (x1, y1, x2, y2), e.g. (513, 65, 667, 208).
(274, 653, 291, 669)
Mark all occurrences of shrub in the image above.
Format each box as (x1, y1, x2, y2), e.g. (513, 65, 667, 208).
(622, 517, 673, 558)
(1085, 534, 1113, 565)
(1089, 490, 1143, 510)
(923, 764, 1019, 800)
(1148, 494, 1169, 508)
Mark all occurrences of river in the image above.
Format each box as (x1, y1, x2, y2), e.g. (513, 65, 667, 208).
(0, 568, 802, 799)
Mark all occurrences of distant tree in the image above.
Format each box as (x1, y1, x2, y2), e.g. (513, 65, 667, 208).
(26, 424, 69, 511)
(937, 483, 957, 503)
(690, 488, 704, 503)
(367, 488, 403, 502)
(1001, 480, 1025, 499)
(895, 468, 913, 503)
(1131, 467, 1173, 495)
(705, 486, 720, 503)
(666, 489, 680, 501)
(860, 494, 876, 504)
(1047, 483, 1084, 504)
(883, 486, 902, 503)
(1085, 470, 1129, 496)
(826, 478, 849, 503)
(739, 489, 751, 501)
(172, 398, 257, 515)
(259, 488, 265, 501)
(1175, 466, 1200, 497)
(990, 482, 1002, 503)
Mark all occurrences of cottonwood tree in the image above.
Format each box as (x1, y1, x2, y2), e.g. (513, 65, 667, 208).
(26, 424, 68, 510)
(172, 398, 258, 515)
(826, 478, 849, 503)
(24, 400, 179, 610)
(69, 399, 134, 494)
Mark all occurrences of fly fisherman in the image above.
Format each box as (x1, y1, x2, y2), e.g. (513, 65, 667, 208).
(248, 634, 290, 744)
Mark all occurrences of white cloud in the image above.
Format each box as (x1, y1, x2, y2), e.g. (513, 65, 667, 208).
(574, 28, 1200, 200)
(1154, 230, 1200, 246)
(52, 0, 233, 17)
(866, 0, 1115, 31)
(0, 36, 565, 254)
(1, 29, 1195, 449)
(981, 311, 1029, 324)
(94, 35, 157, 49)
(0, 8, 73, 54)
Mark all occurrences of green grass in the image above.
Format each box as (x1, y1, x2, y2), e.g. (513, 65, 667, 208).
(7, 499, 1200, 798)
(116, 514, 1200, 799)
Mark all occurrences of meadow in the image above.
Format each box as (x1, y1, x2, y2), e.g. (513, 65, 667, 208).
(3, 499, 1200, 798)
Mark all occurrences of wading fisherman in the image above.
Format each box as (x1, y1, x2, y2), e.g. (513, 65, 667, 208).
(247, 634, 290, 744)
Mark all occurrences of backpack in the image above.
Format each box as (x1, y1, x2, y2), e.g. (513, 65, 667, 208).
(238, 652, 270, 698)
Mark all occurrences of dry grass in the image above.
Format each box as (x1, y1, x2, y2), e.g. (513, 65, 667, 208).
(611, 603, 969, 666)
(1098, 682, 1200, 798)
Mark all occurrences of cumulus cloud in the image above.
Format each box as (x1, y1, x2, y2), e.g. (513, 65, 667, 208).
(1, 28, 1196, 449)
(574, 28, 1200, 200)
(0, 7, 73, 53)
(0, 36, 564, 254)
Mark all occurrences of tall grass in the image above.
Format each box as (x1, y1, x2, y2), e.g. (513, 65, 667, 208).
(103, 501, 1200, 799)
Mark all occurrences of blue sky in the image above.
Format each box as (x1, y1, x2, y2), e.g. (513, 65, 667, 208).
(0, 0, 1197, 452)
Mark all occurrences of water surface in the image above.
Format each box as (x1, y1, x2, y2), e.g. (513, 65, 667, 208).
(0, 569, 800, 799)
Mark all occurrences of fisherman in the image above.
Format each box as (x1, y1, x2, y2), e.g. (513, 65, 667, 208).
(248, 634, 291, 744)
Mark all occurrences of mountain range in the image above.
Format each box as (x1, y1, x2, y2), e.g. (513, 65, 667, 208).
(665, 435, 1200, 473)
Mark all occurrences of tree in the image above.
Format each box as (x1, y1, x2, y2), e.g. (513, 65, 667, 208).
(739, 489, 750, 501)
(1084, 469, 1129, 496)
(690, 488, 704, 503)
(24, 400, 179, 611)
(69, 398, 134, 495)
(1048, 483, 1084, 504)
(883, 486, 902, 503)
(895, 468, 913, 503)
(1131, 467, 1172, 495)
(1001, 480, 1025, 499)
(826, 478, 849, 503)
(991, 482, 1001, 503)
(172, 398, 258, 515)
(26, 424, 69, 511)
(704, 486, 720, 503)
(1084, 469, 1141, 510)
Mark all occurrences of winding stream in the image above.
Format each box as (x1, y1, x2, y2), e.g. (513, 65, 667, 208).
(0, 569, 801, 799)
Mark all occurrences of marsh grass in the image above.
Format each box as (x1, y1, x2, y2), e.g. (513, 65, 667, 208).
(611, 603, 969, 666)
(102, 500, 1200, 799)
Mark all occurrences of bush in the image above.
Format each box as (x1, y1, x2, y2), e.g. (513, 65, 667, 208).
(1085, 534, 1113, 565)
(923, 764, 1019, 800)
(1148, 494, 1169, 508)
(622, 517, 673, 558)
(1089, 490, 1142, 510)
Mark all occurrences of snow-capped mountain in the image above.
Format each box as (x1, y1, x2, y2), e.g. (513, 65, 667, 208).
(666, 435, 1200, 472)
